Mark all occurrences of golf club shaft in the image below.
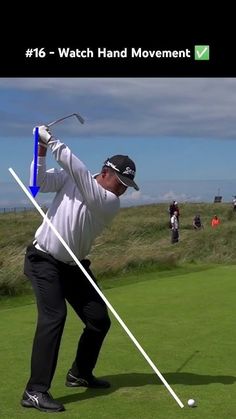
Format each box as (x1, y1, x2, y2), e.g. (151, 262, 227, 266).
(9, 167, 184, 409)
(47, 113, 84, 127)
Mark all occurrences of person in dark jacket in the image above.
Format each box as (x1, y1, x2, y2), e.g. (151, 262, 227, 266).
(169, 201, 180, 221)
(193, 214, 203, 230)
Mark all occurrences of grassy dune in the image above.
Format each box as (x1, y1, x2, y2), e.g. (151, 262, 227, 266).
(1, 203, 236, 295)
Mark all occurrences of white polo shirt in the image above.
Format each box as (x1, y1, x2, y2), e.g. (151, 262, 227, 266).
(30, 138, 120, 263)
(170, 214, 178, 230)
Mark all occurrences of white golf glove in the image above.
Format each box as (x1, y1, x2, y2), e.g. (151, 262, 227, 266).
(33, 125, 52, 145)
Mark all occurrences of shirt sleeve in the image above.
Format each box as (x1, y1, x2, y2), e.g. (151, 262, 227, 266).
(47, 137, 120, 218)
(30, 156, 67, 193)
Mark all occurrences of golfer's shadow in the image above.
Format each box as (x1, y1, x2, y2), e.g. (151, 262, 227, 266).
(57, 371, 236, 405)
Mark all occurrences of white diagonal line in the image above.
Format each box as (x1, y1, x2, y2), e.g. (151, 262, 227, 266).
(9, 167, 184, 409)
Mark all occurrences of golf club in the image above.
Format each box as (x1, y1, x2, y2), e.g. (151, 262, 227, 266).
(47, 112, 85, 127)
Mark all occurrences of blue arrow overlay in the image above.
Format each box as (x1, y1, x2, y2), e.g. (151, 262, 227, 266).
(29, 127, 40, 197)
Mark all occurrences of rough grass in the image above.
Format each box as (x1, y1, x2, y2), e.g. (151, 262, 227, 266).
(1, 203, 236, 295)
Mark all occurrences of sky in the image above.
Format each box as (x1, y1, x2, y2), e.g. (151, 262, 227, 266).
(0, 77, 236, 208)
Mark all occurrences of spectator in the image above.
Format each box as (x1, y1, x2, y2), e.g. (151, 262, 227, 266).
(232, 197, 236, 211)
(169, 200, 180, 221)
(211, 215, 220, 228)
(170, 210, 179, 243)
(193, 214, 203, 230)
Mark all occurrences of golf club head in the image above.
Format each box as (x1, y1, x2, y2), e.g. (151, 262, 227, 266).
(73, 113, 85, 124)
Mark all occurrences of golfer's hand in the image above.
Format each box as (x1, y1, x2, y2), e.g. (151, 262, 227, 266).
(33, 125, 52, 144)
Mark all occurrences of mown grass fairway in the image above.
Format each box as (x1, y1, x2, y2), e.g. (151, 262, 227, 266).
(1, 265, 236, 418)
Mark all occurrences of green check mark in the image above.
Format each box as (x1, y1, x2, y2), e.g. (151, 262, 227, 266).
(194, 45, 210, 60)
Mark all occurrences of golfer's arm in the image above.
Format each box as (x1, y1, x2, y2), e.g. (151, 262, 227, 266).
(48, 137, 118, 214)
(29, 145, 66, 192)
(48, 138, 98, 199)
(38, 144, 47, 157)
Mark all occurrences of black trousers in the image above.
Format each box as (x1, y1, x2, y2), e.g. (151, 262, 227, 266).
(171, 229, 179, 244)
(24, 244, 111, 392)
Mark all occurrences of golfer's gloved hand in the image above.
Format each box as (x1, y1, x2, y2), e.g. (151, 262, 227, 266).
(33, 125, 52, 145)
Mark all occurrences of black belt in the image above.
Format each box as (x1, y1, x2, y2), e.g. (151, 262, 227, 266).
(32, 240, 77, 266)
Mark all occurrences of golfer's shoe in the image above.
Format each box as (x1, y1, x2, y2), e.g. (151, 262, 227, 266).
(66, 370, 111, 388)
(21, 390, 65, 413)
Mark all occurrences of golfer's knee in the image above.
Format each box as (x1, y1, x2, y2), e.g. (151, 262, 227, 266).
(87, 314, 111, 335)
(39, 305, 67, 326)
(101, 315, 111, 334)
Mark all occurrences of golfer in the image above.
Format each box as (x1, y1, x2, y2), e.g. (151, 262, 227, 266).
(21, 125, 139, 413)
